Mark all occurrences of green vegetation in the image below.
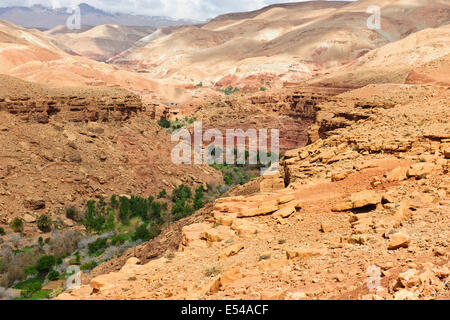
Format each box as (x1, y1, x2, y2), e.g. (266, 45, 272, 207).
(10, 218, 24, 233)
(65, 206, 79, 221)
(221, 85, 240, 95)
(259, 86, 267, 91)
(210, 148, 280, 187)
(204, 266, 221, 277)
(88, 238, 108, 256)
(196, 82, 203, 87)
(1, 183, 213, 299)
(157, 117, 195, 131)
(36, 255, 56, 275)
(48, 270, 60, 281)
(37, 214, 52, 233)
(80, 261, 98, 271)
(0, 227, 5, 236)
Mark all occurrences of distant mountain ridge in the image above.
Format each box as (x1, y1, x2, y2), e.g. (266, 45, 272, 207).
(0, 3, 200, 30)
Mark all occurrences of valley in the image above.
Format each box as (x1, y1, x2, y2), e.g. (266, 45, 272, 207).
(0, 0, 448, 301)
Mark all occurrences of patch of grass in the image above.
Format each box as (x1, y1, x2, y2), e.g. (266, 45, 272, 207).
(204, 266, 221, 277)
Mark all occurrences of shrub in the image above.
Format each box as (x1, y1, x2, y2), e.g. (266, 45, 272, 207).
(10, 218, 24, 233)
(171, 184, 192, 202)
(148, 225, 161, 240)
(36, 255, 56, 275)
(157, 118, 171, 129)
(132, 224, 150, 242)
(88, 238, 108, 255)
(80, 261, 97, 271)
(260, 86, 267, 91)
(111, 233, 132, 246)
(0, 227, 5, 236)
(48, 270, 60, 281)
(65, 206, 79, 221)
(158, 189, 167, 199)
(24, 265, 36, 276)
(204, 266, 221, 277)
(37, 214, 52, 233)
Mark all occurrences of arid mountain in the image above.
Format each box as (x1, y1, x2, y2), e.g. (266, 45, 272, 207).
(308, 24, 450, 87)
(0, 0, 448, 302)
(0, 3, 199, 30)
(0, 19, 160, 94)
(111, 0, 450, 87)
(45, 24, 156, 61)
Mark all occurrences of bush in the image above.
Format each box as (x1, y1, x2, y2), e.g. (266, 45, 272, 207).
(36, 255, 56, 275)
(132, 224, 150, 242)
(10, 218, 24, 233)
(37, 214, 52, 233)
(48, 270, 60, 281)
(0, 227, 5, 236)
(157, 118, 171, 129)
(171, 184, 192, 202)
(65, 206, 79, 221)
(88, 238, 108, 255)
(158, 189, 167, 199)
(81, 261, 97, 271)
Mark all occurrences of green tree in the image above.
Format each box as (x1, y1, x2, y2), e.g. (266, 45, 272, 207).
(36, 255, 56, 275)
(48, 270, 60, 281)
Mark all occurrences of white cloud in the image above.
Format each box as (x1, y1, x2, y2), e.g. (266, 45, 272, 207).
(0, 0, 345, 20)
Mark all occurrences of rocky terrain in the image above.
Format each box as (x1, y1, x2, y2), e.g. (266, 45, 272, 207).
(0, 75, 221, 236)
(0, 0, 448, 301)
(56, 83, 449, 300)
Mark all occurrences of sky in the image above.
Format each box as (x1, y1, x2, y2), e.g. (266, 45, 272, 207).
(0, 0, 352, 21)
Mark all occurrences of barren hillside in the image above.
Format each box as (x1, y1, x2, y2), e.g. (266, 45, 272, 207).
(45, 25, 156, 62)
(111, 0, 450, 87)
(0, 20, 160, 94)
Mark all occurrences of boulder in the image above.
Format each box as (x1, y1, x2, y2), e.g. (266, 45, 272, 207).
(388, 233, 410, 250)
(218, 243, 245, 261)
(23, 213, 36, 223)
(385, 166, 408, 182)
(24, 198, 46, 210)
(407, 163, 435, 178)
(350, 190, 382, 208)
